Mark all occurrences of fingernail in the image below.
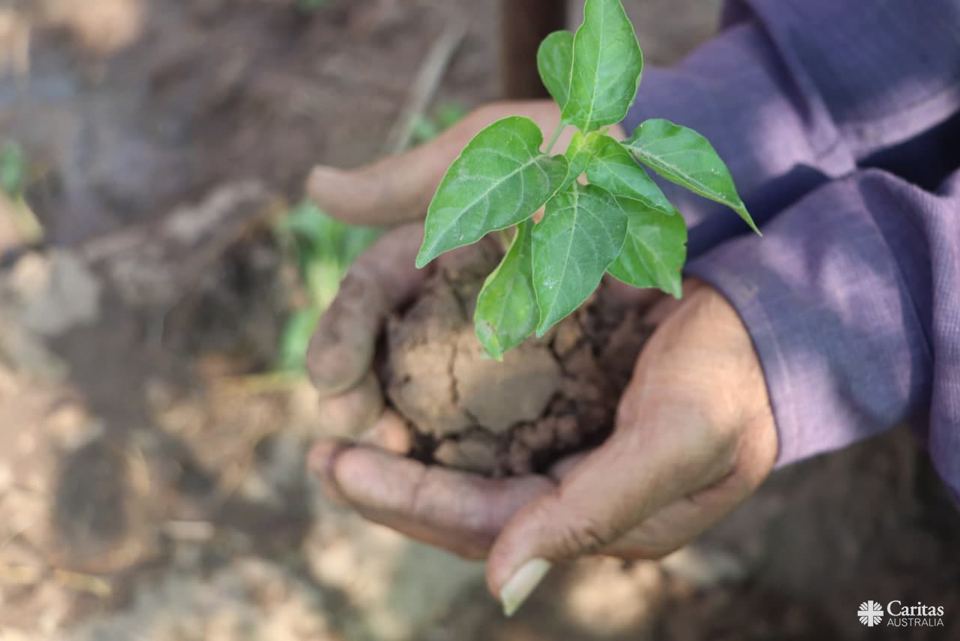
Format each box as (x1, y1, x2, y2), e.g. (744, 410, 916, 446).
(500, 558, 551, 617)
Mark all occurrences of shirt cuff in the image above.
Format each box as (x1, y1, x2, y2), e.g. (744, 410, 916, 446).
(685, 170, 933, 467)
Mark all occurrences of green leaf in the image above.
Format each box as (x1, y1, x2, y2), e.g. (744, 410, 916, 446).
(532, 183, 628, 335)
(475, 220, 538, 360)
(586, 134, 677, 217)
(537, 30, 575, 108)
(561, 131, 592, 189)
(417, 116, 568, 268)
(623, 119, 759, 233)
(607, 199, 687, 299)
(563, 0, 643, 133)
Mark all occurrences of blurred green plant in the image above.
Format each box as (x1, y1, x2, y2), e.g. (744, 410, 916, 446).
(273, 103, 466, 372)
(1, 141, 27, 198)
(273, 199, 380, 372)
(0, 140, 44, 246)
(410, 102, 467, 146)
(296, 0, 327, 14)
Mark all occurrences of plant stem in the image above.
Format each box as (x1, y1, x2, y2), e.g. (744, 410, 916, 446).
(544, 122, 564, 155)
(496, 228, 514, 253)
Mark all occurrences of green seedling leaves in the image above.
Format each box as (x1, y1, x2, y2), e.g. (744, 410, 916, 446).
(475, 220, 538, 360)
(607, 200, 687, 299)
(623, 119, 758, 233)
(418, 0, 757, 357)
(586, 134, 677, 217)
(417, 116, 568, 268)
(532, 183, 628, 336)
(537, 30, 575, 108)
(563, 0, 643, 133)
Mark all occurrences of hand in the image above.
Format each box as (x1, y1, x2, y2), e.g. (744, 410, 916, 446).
(308, 279, 778, 615)
(305, 99, 630, 442)
(305, 99, 775, 614)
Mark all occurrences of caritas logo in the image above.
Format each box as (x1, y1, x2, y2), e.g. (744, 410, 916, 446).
(859, 600, 945, 628)
(858, 601, 884, 627)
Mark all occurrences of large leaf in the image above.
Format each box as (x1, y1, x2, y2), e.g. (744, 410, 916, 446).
(475, 220, 538, 360)
(532, 183, 628, 335)
(585, 134, 677, 217)
(563, 0, 643, 133)
(537, 30, 575, 109)
(417, 116, 568, 267)
(607, 199, 687, 299)
(623, 119, 759, 233)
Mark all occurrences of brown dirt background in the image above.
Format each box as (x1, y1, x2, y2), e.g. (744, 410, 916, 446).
(1, 1, 959, 639)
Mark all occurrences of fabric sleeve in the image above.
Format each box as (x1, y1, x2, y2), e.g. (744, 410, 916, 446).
(620, 0, 960, 258)
(686, 168, 960, 502)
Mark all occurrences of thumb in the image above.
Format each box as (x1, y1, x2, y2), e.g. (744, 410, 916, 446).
(306, 223, 425, 396)
(307, 100, 563, 226)
(486, 392, 731, 616)
(306, 107, 497, 226)
(486, 431, 649, 616)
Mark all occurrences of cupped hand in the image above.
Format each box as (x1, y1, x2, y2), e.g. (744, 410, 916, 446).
(305, 99, 627, 443)
(308, 279, 777, 615)
(305, 100, 776, 616)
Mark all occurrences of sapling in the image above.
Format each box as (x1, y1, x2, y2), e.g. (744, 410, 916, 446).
(416, 0, 758, 360)
(369, 0, 761, 477)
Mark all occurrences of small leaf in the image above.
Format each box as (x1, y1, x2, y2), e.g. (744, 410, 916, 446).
(537, 30, 575, 109)
(563, 0, 643, 133)
(623, 119, 759, 233)
(418, 116, 568, 267)
(475, 220, 538, 360)
(533, 183, 628, 336)
(586, 135, 677, 217)
(561, 131, 592, 189)
(607, 199, 687, 298)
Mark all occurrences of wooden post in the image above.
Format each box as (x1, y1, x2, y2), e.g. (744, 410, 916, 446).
(499, 0, 568, 99)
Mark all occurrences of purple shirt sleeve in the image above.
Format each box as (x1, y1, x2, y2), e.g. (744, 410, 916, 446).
(619, 0, 960, 498)
(688, 170, 960, 503)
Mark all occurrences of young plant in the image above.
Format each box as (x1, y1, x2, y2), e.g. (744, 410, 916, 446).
(416, 0, 758, 360)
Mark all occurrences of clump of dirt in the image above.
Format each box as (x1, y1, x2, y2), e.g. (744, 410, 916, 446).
(383, 253, 653, 477)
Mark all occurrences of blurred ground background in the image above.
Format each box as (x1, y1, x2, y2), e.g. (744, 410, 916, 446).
(1, 0, 959, 639)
